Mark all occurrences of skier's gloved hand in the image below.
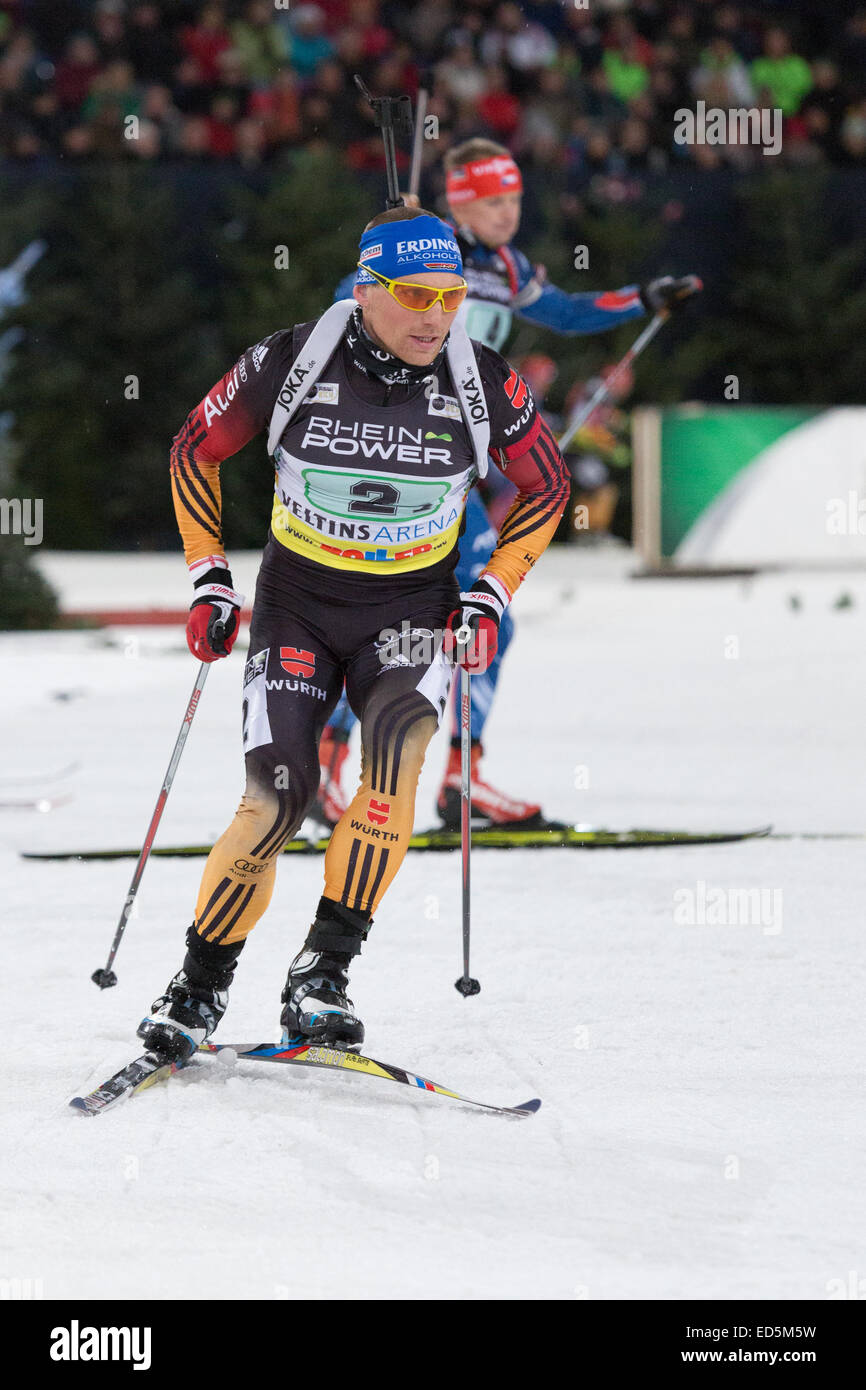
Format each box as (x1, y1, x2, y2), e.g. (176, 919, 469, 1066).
(640, 274, 703, 314)
(186, 568, 244, 662)
(444, 577, 509, 675)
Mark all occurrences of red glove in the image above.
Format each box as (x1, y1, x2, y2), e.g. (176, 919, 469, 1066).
(443, 577, 509, 675)
(186, 569, 244, 662)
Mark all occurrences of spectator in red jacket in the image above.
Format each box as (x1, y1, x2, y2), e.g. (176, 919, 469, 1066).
(349, 0, 392, 61)
(204, 91, 238, 156)
(479, 65, 521, 139)
(54, 33, 103, 112)
(249, 67, 302, 149)
(181, 2, 232, 86)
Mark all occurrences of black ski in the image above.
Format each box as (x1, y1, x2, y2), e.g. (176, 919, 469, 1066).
(69, 1052, 183, 1115)
(26, 824, 773, 861)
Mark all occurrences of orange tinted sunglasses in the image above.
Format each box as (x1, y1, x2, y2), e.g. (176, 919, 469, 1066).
(358, 264, 469, 313)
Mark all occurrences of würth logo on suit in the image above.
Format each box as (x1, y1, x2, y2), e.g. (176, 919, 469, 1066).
(503, 369, 528, 410)
(280, 646, 316, 678)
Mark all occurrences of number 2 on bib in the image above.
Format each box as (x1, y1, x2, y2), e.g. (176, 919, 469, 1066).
(347, 480, 400, 516)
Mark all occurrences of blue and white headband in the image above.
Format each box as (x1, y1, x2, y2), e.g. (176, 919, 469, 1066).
(356, 215, 463, 284)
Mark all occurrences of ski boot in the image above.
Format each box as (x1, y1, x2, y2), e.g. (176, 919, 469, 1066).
(137, 927, 243, 1063)
(314, 725, 351, 828)
(437, 740, 544, 829)
(280, 898, 370, 1050)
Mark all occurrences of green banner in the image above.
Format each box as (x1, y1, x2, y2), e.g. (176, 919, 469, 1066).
(660, 407, 819, 556)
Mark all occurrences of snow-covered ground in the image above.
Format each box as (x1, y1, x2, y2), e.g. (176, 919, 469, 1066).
(1, 549, 864, 1300)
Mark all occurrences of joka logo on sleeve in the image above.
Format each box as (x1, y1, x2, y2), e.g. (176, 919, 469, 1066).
(50, 1321, 152, 1370)
(280, 646, 316, 678)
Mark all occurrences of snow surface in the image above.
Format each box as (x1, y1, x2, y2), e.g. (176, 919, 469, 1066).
(2, 548, 865, 1300)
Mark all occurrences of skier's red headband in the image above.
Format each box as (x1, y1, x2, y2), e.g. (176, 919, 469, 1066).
(445, 155, 523, 205)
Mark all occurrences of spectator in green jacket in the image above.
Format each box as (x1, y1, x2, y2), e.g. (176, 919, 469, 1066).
(602, 39, 650, 104)
(231, 0, 289, 85)
(82, 60, 141, 125)
(750, 28, 813, 116)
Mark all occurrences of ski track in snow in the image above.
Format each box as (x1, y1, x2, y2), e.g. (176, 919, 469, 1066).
(1, 557, 864, 1299)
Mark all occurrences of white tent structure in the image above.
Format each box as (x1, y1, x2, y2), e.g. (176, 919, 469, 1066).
(675, 409, 866, 567)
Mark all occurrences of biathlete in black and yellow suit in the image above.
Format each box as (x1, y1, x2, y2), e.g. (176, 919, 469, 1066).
(137, 207, 569, 1059)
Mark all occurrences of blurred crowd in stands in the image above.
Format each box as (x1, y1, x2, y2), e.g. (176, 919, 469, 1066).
(2, 0, 865, 181)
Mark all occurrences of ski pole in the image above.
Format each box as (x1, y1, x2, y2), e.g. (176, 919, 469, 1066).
(557, 275, 703, 453)
(91, 661, 211, 989)
(557, 311, 668, 454)
(409, 87, 428, 198)
(454, 626, 480, 997)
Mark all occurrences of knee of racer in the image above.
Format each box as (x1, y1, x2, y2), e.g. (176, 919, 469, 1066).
(361, 695, 438, 800)
(238, 750, 319, 850)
